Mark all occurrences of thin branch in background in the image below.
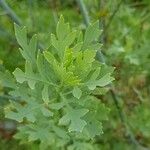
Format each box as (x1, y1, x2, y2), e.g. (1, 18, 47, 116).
(98, 0, 127, 133)
(28, 0, 35, 28)
(0, 0, 22, 25)
(99, 0, 106, 45)
(75, 0, 90, 27)
(98, 0, 106, 63)
(0, 0, 44, 50)
(76, 0, 149, 149)
(109, 88, 148, 150)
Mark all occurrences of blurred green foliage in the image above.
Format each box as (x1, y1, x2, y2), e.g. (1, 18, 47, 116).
(0, 0, 150, 149)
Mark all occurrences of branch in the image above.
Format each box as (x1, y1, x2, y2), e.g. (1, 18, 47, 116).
(0, 0, 22, 25)
(98, 0, 106, 63)
(27, 0, 35, 27)
(75, 0, 90, 27)
(0, 0, 44, 50)
(110, 88, 148, 150)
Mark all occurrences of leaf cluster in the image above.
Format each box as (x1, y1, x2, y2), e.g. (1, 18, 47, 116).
(1, 16, 114, 149)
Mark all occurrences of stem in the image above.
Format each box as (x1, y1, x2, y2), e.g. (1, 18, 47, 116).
(0, 0, 22, 25)
(28, 0, 35, 28)
(99, 0, 106, 46)
(110, 88, 146, 149)
(75, 0, 90, 27)
(97, 0, 106, 63)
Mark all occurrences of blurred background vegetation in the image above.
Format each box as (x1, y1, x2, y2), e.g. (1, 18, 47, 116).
(0, 0, 150, 149)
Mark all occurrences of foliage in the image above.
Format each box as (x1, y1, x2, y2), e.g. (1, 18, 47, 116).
(1, 16, 114, 149)
(0, 0, 150, 150)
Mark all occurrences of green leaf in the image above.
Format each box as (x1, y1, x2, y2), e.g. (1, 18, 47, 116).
(14, 24, 27, 50)
(52, 16, 76, 59)
(52, 126, 69, 139)
(13, 62, 39, 89)
(5, 101, 38, 122)
(3, 17, 114, 148)
(72, 86, 82, 99)
(82, 21, 102, 50)
(42, 85, 49, 104)
(87, 73, 114, 90)
(0, 70, 16, 88)
(56, 15, 70, 40)
(50, 102, 65, 110)
(59, 108, 89, 132)
(43, 51, 58, 66)
(75, 50, 96, 79)
(84, 112, 103, 138)
(25, 124, 55, 149)
(5, 100, 53, 122)
(83, 98, 110, 138)
(84, 21, 100, 42)
(41, 107, 53, 117)
(63, 48, 73, 68)
(63, 30, 76, 50)
(90, 67, 101, 80)
(37, 52, 56, 83)
(14, 24, 37, 65)
(92, 87, 109, 95)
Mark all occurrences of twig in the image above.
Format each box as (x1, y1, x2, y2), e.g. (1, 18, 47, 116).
(75, 0, 90, 27)
(28, 0, 35, 28)
(0, 0, 22, 25)
(110, 88, 148, 150)
(99, 0, 106, 45)
(98, 0, 106, 63)
(0, 0, 44, 50)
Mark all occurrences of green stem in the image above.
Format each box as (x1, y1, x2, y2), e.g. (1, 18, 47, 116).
(75, 0, 90, 27)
